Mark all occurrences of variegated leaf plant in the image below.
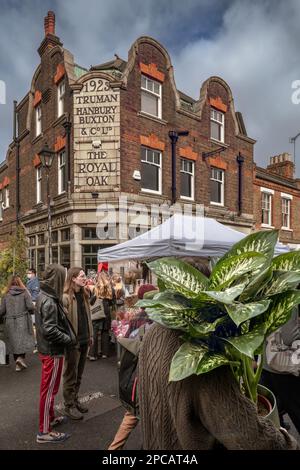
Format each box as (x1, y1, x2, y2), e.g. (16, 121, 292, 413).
(137, 230, 300, 405)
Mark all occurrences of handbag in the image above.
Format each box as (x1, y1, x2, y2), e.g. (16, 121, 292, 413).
(91, 298, 106, 321)
(265, 330, 300, 376)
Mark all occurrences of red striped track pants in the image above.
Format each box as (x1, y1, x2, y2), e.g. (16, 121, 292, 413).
(39, 354, 64, 434)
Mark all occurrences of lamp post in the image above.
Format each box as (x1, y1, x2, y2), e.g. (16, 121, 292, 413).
(168, 130, 189, 204)
(38, 143, 55, 264)
(290, 132, 300, 163)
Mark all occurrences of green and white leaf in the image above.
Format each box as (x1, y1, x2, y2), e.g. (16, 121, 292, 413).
(146, 307, 199, 331)
(195, 283, 247, 305)
(271, 251, 300, 273)
(136, 291, 188, 310)
(265, 290, 300, 335)
(225, 300, 271, 327)
(263, 271, 300, 297)
(239, 266, 273, 301)
(169, 342, 208, 381)
(187, 316, 226, 337)
(148, 257, 209, 298)
(220, 230, 278, 262)
(210, 252, 266, 290)
(221, 324, 266, 359)
(196, 352, 239, 375)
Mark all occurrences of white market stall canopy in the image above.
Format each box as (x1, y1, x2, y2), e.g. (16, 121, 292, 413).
(97, 214, 289, 262)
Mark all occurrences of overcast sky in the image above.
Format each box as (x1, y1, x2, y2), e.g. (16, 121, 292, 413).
(1, 0, 300, 174)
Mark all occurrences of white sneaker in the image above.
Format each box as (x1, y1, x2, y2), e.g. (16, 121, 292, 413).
(15, 364, 22, 372)
(16, 357, 27, 369)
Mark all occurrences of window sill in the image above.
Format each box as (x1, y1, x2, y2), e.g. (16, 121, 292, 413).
(281, 227, 293, 232)
(210, 201, 225, 207)
(53, 192, 67, 201)
(138, 111, 167, 125)
(32, 134, 43, 145)
(141, 188, 162, 196)
(180, 196, 194, 202)
(209, 138, 228, 147)
(53, 114, 67, 128)
(261, 224, 275, 229)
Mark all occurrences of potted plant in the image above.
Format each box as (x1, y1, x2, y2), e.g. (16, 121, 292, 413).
(137, 230, 300, 421)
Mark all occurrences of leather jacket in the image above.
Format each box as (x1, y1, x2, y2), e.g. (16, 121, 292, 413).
(35, 291, 77, 356)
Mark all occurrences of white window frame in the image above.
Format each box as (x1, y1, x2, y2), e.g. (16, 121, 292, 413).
(141, 147, 162, 195)
(141, 75, 162, 119)
(0, 191, 3, 221)
(36, 166, 42, 204)
(281, 194, 292, 230)
(180, 158, 194, 200)
(57, 80, 65, 117)
(210, 108, 225, 143)
(3, 187, 9, 209)
(58, 150, 66, 194)
(36, 105, 42, 137)
(261, 189, 273, 227)
(210, 167, 224, 206)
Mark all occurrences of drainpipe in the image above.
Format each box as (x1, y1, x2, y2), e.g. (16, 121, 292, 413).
(236, 152, 244, 216)
(63, 116, 72, 197)
(13, 100, 20, 225)
(168, 130, 189, 205)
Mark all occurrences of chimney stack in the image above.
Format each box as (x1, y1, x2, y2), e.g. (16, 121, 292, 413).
(44, 11, 55, 36)
(267, 152, 295, 179)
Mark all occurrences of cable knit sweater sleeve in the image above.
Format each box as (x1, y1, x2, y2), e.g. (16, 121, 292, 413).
(138, 324, 298, 450)
(192, 366, 298, 450)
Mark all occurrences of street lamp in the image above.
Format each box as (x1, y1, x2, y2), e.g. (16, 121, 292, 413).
(290, 132, 300, 163)
(38, 143, 55, 264)
(168, 130, 189, 204)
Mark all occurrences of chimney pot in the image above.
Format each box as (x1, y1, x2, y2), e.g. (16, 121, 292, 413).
(44, 11, 55, 36)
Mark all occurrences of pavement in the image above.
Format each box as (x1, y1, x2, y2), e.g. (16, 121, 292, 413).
(0, 346, 142, 450)
(0, 347, 299, 451)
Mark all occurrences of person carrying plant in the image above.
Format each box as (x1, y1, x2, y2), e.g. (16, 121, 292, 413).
(137, 244, 300, 450)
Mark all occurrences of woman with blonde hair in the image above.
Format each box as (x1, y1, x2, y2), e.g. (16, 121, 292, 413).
(0, 275, 34, 371)
(62, 267, 93, 420)
(90, 271, 115, 359)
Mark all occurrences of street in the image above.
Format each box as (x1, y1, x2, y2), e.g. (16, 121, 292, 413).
(0, 347, 142, 450)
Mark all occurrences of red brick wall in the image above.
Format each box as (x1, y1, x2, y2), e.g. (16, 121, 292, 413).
(120, 37, 254, 219)
(253, 177, 300, 244)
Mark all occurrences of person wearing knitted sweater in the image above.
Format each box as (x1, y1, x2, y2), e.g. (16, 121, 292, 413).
(138, 323, 298, 450)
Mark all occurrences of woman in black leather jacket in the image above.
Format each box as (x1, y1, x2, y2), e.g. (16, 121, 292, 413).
(35, 264, 76, 444)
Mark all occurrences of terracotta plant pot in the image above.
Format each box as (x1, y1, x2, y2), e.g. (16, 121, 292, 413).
(257, 384, 280, 428)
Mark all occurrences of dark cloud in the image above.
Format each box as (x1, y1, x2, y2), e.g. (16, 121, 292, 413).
(0, 0, 299, 175)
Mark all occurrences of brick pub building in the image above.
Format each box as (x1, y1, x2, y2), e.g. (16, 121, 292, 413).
(0, 11, 299, 275)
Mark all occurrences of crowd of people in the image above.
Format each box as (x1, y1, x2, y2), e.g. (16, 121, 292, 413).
(0, 261, 300, 449)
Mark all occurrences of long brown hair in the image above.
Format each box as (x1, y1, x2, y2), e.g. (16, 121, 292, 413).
(5, 275, 26, 294)
(64, 267, 89, 302)
(95, 271, 113, 299)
